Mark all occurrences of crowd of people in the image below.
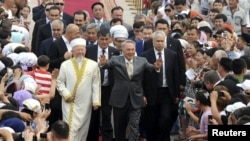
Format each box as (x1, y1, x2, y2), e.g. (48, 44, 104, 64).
(0, 0, 249, 141)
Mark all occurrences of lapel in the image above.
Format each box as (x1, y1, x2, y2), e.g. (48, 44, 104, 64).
(164, 49, 169, 75)
(148, 49, 156, 63)
(167, 36, 172, 48)
(120, 56, 130, 80)
(58, 37, 68, 53)
(92, 45, 98, 61)
(108, 47, 115, 59)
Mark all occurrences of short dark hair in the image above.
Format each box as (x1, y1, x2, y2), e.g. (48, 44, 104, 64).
(133, 21, 145, 29)
(73, 10, 87, 20)
(51, 120, 69, 139)
(97, 28, 110, 38)
(214, 14, 227, 22)
(110, 18, 123, 26)
(91, 2, 104, 10)
(155, 19, 169, 28)
(37, 55, 50, 67)
(174, 0, 186, 6)
(111, 6, 123, 14)
(210, 8, 220, 13)
(219, 57, 232, 72)
(231, 58, 247, 75)
(49, 5, 61, 13)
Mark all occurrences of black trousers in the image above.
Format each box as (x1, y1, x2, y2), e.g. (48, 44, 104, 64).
(113, 98, 141, 141)
(145, 87, 178, 141)
(87, 86, 113, 141)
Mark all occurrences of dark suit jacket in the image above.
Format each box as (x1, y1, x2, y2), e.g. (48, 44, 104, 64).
(36, 23, 52, 54)
(31, 18, 46, 54)
(32, 4, 44, 22)
(48, 37, 67, 72)
(143, 37, 186, 86)
(62, 12, 73, 26)
(39, 38, 54, 56)
(85, 45, 120, 86)
(141, 48, 180, 105)
(104, 56, 155, 109)
(136, 40, 144, 56)
(41, 12, 73, 26)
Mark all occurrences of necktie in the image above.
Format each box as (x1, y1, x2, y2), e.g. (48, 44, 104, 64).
(100, 49, 106, 83)
(127, 61, 133, 79)
(97, 20, 101, 26)
(158, 52, 163, 87)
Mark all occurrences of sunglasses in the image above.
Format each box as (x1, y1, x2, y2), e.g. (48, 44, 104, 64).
(45, 9, 50, 11)
(164, 9, 171, 13)
(55, 2, 64, 6)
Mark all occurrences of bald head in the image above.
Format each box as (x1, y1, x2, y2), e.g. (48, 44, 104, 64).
(65, 24, 80, 41)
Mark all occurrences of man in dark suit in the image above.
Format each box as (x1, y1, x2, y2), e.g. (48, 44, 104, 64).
(31, 2, 54, 54)
(32, 0, 49, 22)
(53, 0, 73, 26)
(36, 6, 61, 55)
(143, 19, 186, 90)
(141, 31, 180, 141)
(39, 19, 64, 56)
(99, 40, 162, 141)
(85, 29, 120, 141)
(89, 2, 107, 27)
(47, 24, 80, 130)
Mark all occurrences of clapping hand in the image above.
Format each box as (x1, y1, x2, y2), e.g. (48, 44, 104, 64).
(153, 58, 163, 70)
(99, 55, 107, 66)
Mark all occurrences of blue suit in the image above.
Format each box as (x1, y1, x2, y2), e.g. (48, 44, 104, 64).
(136, 40, 144, 56)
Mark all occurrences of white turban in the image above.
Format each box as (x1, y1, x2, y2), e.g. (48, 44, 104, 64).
(70, 38, 86, 48)
(110, 25, 128, 38)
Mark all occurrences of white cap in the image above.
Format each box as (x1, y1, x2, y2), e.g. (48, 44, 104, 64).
(0, 127, 15, 133)
(113, 30, 129, 39)
(226, 102, 246, 113)
(197, 21, 212, 30)
(110, 25, 128, 38)
(0, 61, 5, 72)
(22, 99, 41, 113)
(70, 38, 86, 48)
(18, 52, 37, 70)
(2, 43, 25, 56)
(237, 80, 250, 91)
(7, 53, 19, 66)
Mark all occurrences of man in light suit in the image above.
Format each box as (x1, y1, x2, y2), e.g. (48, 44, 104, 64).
(99, 40, 162, 141)
(85, 29, 120, 141)
(141, 31, 180, 141)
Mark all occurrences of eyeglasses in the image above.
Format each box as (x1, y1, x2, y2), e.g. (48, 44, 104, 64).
(164, 9, 171, 13)
(55, 2, 64, 6)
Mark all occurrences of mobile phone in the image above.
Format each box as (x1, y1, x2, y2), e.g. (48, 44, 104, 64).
(208, 115, 213, 124)
(45, 103, 50, 110)
(26, 121, 30, 126)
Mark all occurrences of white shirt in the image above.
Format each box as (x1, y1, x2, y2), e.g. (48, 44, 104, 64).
(62, 35, 71, 51)
(154, 48, 167, 87)
(98, 46, 109, 86)
(94, 18, 104, 26)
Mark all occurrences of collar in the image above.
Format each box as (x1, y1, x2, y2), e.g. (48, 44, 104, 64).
(62, 35, 70, 43)
(98, 46, 108, 53)
(94, 18, 103, 22)
(125, 58, 133, 63)
(153, 48, 164, 55)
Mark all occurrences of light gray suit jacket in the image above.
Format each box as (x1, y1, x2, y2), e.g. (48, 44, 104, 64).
(104, 56, 154, 109)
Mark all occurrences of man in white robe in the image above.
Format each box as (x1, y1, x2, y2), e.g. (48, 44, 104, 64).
(57, 38, 101, 141)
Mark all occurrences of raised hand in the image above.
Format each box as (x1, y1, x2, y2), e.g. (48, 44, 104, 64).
(153, 58, 163, 70)
(99, 55, 107, 66)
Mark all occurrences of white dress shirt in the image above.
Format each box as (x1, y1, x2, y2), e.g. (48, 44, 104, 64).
(154, 48, 167, 87)
(98, 46, 109, 86)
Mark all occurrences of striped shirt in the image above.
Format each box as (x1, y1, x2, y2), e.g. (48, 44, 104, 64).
(27, 69, 52, 94)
